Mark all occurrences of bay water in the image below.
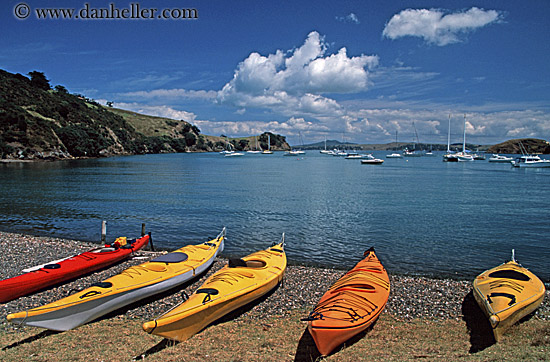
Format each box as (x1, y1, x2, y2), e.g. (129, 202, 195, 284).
(1, 151, 548, 282)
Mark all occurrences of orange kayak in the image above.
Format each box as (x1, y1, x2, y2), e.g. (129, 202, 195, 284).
(304, 247, 390, 356)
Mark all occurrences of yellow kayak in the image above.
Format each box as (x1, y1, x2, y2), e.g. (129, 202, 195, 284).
(472, 251, 546, 341)
(143, 235, 286, 342)
(7, 228, 225, 331)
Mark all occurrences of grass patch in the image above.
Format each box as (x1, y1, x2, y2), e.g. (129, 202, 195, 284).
(1, 311, 548, 361)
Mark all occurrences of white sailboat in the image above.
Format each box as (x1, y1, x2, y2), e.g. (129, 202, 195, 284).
(386, 130, 403, 158)
(403, 122, 423, 157)
(456, 115, 473, 162)
(247, 136, 261, 153)
(220, 137, 236, 155)
(285, 132, 306, 156)
(443, 114, 458, 162)
(320, 136, 331, 154)
(262, 134, 273, 154)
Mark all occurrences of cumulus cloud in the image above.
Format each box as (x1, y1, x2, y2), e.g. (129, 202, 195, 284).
(217, 31, 378, 119)
(336, 13, 360, 24)
(383, 7, 504, 46)
(112, 102, 199, 123)
(346, 108, 550, 145)
(107, 98, 550, 146)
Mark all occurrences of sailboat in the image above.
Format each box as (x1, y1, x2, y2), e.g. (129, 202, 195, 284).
(320, 136, 331, 154)
(443, 114, 458, 162)
(386, 130, 403, 158)
(262, 134, 273, 154)
(247, 136, 261, 154)
(403, 122, 423, 157)
(220, 137, 235, 155)
(456, 115, 473, 162)
(285, 132, 306, 156)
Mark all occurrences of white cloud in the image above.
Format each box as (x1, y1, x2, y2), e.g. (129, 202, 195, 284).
(113, 102, 199, 123)
(108, 99, 550, 146)
(383, 7, 504, 46)
(119, 89, 217, 101)
(345, 108, 550, 145)
(336, 13, 360, 24)
(217, 31, 378, 120)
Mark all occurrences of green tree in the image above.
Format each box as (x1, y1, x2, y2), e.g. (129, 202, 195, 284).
(28, 71, 51, 90)
(184, 132, 197, 147)
(54, 85, 68, 93)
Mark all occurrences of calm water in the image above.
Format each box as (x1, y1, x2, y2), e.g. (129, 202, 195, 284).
(1, 152, 549, 282)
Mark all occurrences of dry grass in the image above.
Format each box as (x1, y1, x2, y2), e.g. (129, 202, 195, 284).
(1, 310, 548, 362)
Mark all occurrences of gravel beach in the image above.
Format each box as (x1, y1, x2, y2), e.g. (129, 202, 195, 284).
(1, 231, 548, 332)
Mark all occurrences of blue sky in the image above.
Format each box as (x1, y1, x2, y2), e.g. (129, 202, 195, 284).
(1, 0, 549, 146)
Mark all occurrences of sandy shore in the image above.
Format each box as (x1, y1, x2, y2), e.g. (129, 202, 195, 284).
(0, 231, 548, 332)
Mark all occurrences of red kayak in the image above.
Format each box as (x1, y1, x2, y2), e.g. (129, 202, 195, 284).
(0, 234, 150, 303)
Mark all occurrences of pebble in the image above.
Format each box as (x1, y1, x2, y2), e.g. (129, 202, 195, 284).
(0, 231, 548, 332)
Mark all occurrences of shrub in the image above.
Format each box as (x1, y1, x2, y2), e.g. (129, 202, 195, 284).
(56, 124, 112, 157)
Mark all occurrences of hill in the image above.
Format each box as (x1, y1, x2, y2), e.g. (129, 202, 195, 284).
(487, 138, 550, 154)
(0, 69, 289, 160)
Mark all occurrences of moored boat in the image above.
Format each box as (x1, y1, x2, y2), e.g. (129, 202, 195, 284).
(443, 153, 459, 162)
(284, 150, 305, 156)
(345, 153, 370, 159)
(456, 152, 474, 162)
(456, 115, 473, 162)
(143, 235, 286, 342)
(303, 247, 390, 356)
(361, 157, 384, 165)
(224, 152, 244, 157)
(0, 234, 150, 304)
(7, 228, 225, 331)
(386, 131, 403, 158)
(511, 155, 550, 168)
(472, 251, 546, 341)
(488, 154, 514, 163)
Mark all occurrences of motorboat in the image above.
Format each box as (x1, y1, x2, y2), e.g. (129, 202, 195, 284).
(224, 152, 244, 157)
(511, 155, 550, 168)
(488, 154, 514, 163)
(284, 150, 305, 156)
(345, 153, 370, 159)
(361, 156, 384, 165)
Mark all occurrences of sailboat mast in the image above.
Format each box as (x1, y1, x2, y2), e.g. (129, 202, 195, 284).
(447, 114, 451, 153)
(462, 114, 466, 153)
(412, 122, 419, 150)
